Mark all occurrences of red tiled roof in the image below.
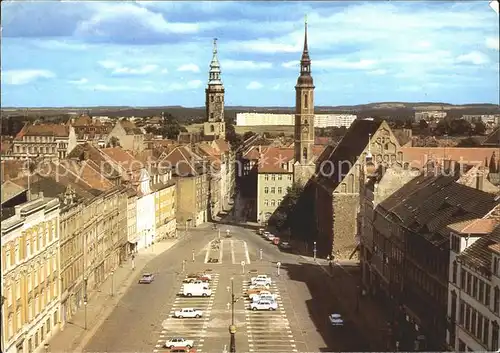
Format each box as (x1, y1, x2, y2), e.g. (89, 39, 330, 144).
(14, 123, 70, 140)
(401, 147, 499, 170)
(448, 218, 499, 235)
(101, 147, 143, 172)
(257, 147, 294, 173)
(213, 139, 230, 153)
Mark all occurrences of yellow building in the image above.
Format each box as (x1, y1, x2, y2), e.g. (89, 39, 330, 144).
(1, 193, 61, 353)
(154, 176, 177, 239)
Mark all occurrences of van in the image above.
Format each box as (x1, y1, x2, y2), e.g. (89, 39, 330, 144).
(183, 283, 212, 297)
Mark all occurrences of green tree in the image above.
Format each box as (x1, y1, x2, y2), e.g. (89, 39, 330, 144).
(268, 183, 304, 231)
(474, 121, 487, 135)
(419, 119, 429, 129)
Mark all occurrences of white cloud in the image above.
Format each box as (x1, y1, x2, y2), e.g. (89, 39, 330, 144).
(177, 64, 200, 73)
(368, 69, 387, 75)
(84, 79, 203, 93)
(161, 68, 169, 74)
(455, 51, 489, 65)
(166, 80, 202, 91)
(228, 40, 301, 53)
(223, 60, 273, 70)
(98, 60, 158, 75)
(69, 78, 89, 85)
(272, 84, 281, 90)
(486, 37, 499, 50)
(87, 84, 157, 92)
(282, 58, 377, 70)
(34, 40, 89, 51)
(2, 69, 55, 85)
(246, 81, 263, 90)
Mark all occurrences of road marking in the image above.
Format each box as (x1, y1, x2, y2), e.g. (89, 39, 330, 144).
(219, 239, 223, 264)
(243, 240, 251, 264)
(204, 241, 211, 264)
(230, 239, 236, 264)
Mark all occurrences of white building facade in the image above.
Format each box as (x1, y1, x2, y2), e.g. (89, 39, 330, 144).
(135, 169, 156, 250)
(447, 217, 500, 352)
(1, 196, 61, 353)
(236, 113, 357, 128)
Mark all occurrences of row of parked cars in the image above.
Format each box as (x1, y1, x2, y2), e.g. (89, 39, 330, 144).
(246, 274, 278, 311)
(257, 229, 292, 251)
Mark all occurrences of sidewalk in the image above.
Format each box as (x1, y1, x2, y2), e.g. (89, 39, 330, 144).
(48, 239, 179, 353)
(298, 253, 393, 351)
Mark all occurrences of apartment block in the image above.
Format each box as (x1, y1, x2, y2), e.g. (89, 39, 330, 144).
(1, 194, 61, 353)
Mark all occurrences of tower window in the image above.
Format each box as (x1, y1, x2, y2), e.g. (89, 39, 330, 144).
(304, 93, 308, 109)
(303, 147, 307, 161)
(210, 113, 214, 120)
(210, 125, 215, 132)
(211, 96, 214, 102)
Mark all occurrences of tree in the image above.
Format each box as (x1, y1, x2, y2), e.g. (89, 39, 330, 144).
(456, 137, 480, 147)
(474, 121, 487, 135)
(419, 119, 429, 129)
(268, 183, 304, 231)
(107, 136, 120, 147)
(243, 131, 255, 141)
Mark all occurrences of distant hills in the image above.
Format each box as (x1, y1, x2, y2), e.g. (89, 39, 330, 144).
(2, 102, 498, 123)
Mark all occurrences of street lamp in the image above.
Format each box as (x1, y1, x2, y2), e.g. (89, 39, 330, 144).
(111, 271, 115, 296)
(229, 277, 236, 353)
(313, 241, 317, 261)
(192, 249, 195, 262)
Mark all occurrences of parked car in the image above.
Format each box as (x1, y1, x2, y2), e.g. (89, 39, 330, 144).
(164, 338, 194, 349)
(251, 275, 272, 285)
(257, 228, 264, 235)
(272, 237, 280, 245)
(278, 242, 292, 251)
(246, 286, 269, 297)
(249, 289, 274, 300)
(263, 231, 271, 238)
(138, 273, 154, 284)
(169, 347, 196, 353)
(196, 273, 212, 281)
(183, 274, 199, 283)
(329, 313, 344, 327)
(252, 292, 276, 302)
(266, 234, 276, 241)
(251, 300, 278, 311)
(173, 308, 203, 319)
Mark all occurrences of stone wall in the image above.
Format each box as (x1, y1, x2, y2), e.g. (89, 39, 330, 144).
(332, 193, 360, 260)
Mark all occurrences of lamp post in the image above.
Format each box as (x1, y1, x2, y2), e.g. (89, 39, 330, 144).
(313, 241, 317, 261)
(83, 276, 88, 330)
(229, 277, 236, 353)
(192, 249, 195, 262)
(111, 271, 115, 296)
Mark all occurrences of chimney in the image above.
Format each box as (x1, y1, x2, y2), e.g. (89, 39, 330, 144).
(476, 168, 484, 191)
(14, 205, 22, 216)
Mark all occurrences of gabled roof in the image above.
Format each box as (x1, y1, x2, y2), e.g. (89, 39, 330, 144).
(161, 146, 206, 177)
(14, 123, 70, 140)
(258, 147, 294, 173)
(377, 174, 499, 245)
(459, 225, 500, 276)
(482, 126, 500, 146)
(1, 180, 27, 204)
(101, 147, 143, 173)
(212, 139, 230, 153)
(315, 119, 383, 191)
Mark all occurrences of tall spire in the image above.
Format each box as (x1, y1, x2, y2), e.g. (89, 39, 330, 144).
(208, 38, 222, 85)
(303, 14, 309, 56)
(297, 15, 312, 83)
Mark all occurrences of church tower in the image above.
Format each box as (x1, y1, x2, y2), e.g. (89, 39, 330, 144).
(203, 38, 226, 139)
(293, 17, 315, 186)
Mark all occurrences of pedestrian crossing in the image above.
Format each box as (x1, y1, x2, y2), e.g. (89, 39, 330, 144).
(152, 273, 220, 353)
(204, 239, 251, 265)
(242, 277, 298, 353)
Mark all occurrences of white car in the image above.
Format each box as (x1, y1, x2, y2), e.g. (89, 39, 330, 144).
(164, 338, 195, 349)
(250, 279, 270, 289)
(266, 234, 275, 241)
(173, 308, 203, 319)
(329, 313, 344, 327)
(251, 300, 278, 311)
(249, 290, 273, 300)
(251, 275, 272, 285)
(252, 292, 276, 302)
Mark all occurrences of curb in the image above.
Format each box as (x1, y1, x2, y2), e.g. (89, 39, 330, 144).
(68, 242, 178, 352)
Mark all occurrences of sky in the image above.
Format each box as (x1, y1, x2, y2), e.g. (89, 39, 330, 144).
(1, 1, 499, 108)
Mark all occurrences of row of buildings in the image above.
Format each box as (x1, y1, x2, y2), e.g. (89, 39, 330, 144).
(1, 132, 236, 353)
(414, 110, 500, 127)
(235, 112, 357, 128)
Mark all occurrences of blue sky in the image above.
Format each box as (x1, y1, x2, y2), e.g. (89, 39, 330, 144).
(1, 1, 499, 107)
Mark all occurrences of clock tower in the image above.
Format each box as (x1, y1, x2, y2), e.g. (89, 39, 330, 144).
(293, 17, 316, 186)
(203, 38, 226, 139)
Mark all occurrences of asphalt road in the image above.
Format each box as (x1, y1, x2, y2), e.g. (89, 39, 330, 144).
(83, 222, 370, 353)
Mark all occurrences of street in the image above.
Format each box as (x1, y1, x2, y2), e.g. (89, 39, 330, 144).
(83, 222, 370, 353)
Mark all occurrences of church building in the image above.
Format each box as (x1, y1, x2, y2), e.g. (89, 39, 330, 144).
(203, 38, 226, 139)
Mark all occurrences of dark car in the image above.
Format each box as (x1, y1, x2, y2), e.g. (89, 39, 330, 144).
(278, 242, 292, 251)
(139, 273, 155, 284)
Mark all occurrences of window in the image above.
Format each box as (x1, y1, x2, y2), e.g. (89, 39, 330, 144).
(16, 309, 21, 331)
(264, 187, 269, 194)
(304, 93, 308, 109)
(484, 318, 490, 345)
(278, 187, 282, 194)
(16, 281, 21, 299)
(451, 235, 460, 252)
(28, 338, 33, 353)
(271, 200, 276, 206)
(494, 287, 499, 314)
(28, 300, 33, 321)
(271, 174, 276, 181)
(264, 175, 269, 181)
(26, 238, 31, 258)
(479, 281, 485, 303)
(465, 306, 471, 328)
(264, 199, 269, 206)
(473, 276, 478, 298)
(478, 314, 484, 341)
(278, 175, 282, 180)
(452, 261, 457, 284)
(8, 315, 13, 338)
(493, 322, 499, 351)
(270, 187, 275, 194)
(466, 272, 472, 294)
(302, 147, 307, 161)
(486, 284, 491, 306)
(471, 311, 477, 336)
(288, 175, 292, 181)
